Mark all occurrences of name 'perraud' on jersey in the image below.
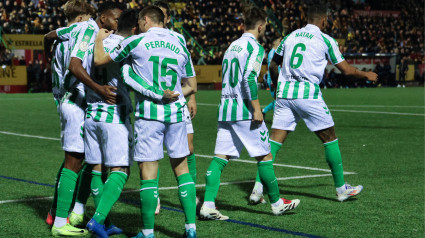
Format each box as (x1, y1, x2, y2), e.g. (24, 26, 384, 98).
(218, 33, 265, 121)
(109, 27, 195, 123)
(275, 24, 345, 100)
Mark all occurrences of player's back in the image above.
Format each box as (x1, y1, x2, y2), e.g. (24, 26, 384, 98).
(218, 33, 264, 121)
(276, 24, 344, 99)
(51, 40, 69, 107)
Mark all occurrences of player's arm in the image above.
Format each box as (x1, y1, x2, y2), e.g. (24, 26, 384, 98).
(335, 61, 378, 81)
(121, 64, 179, 103)
(270, 53, 283, 88)
(70, 26, 116, 104)
(44, 25, 77, 63)
(182, 77, 197, 118)
(94, 29, 114, 66)
(243, 46, 265, 123)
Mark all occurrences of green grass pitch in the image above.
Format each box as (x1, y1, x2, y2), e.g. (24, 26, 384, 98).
(0, 87, 424, 237)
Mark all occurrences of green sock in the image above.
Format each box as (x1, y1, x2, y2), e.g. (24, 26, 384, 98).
(255, 140, 282, 183)
(140, 179, 158, 229)
(93, 171, 128, 224)
(91, 170, 104, 208)
(50, 162, 64, 214)
(324, 139, 345, 188)
(75, 163, 92, 204)
(258, 160, 280, 203)
(56, 168, 78, 218)
(204, 157, 228, 202)
(187, 154, 197, 184)
(177, 173, 196, 224)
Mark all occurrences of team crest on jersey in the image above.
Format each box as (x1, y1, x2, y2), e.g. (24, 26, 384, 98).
(79, 41, 89, 52)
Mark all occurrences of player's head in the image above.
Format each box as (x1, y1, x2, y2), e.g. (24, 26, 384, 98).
(62, 0, 95, 24)
(153, 1, 171, 27)
(97, 2, 125, 31)
(138, 6, 165, 33)
(307, 2, 328, 29)
(242, 5, 267, 38)
(117, 9, 139, 36)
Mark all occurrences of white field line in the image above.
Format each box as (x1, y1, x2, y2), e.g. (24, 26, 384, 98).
(0, 131, 343, 173)
(0, 173, 353, 204)
(197, 103, 424, 116)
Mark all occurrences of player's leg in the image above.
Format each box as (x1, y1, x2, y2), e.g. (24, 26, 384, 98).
(298, 99, 362, 201)
(262, 100, 275, 115)
(69, 162, 92, 226)
(52, 103, 87, 236)
(165, 122, 196, 236)
(46, 161, 64, 225)
(315, 126, 363, 201)
(200, 122, 239, 220)
(132, 119, 164, 238)
(86, 120, 132, 237)
(251, 98, 298, 204)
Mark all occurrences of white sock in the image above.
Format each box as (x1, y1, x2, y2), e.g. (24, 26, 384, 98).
(185, 223, 196, 231)
(336, 184, 347, 194)
(254, 182, 263, 194)
(271, 199, 283, 208)
(53, 217, 67, 228)
(142, 229, 154, 236)
(203, 201, 215, 209)
(72, 202, 85, 215)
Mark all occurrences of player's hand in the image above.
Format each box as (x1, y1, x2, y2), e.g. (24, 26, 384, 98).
(162, 89, 180, 103)
(97, 28, 113, 41)
(187, 98, 197, 119)
(99, 85, 117, 104)
(252, 109, 264, 123)
(365, 71, 378, 82)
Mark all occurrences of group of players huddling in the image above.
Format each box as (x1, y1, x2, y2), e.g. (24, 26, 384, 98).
(43, 0, 377, 237)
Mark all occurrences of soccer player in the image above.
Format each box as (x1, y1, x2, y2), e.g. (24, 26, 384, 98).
(153, 0, 199, 214)
(94, 6, 197, 238)
(44, 0, 94, 231)
(249, 35, 282, 204)
(44, 2, 125, 236)
(266, 3, 378, 202)
(199, 6, 300, 221)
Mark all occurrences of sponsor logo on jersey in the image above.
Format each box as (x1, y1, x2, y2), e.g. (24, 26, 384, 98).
(79, 42, 89, 52)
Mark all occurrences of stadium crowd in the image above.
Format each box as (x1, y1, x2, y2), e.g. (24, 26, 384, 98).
(0, 0, 423, 90)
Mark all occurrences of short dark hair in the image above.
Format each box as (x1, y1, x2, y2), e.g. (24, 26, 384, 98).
(97, 1, 125, 15)
(153, 0, 170, 17)
(62, 0, 94, 21)
(118, 9, 138, 33)
(242, 5, 267, 30)
(139, 6, 164, 25)
(307, 2, 328, 22)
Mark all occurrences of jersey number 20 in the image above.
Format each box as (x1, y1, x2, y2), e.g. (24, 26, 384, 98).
(222, 58, 239, 88)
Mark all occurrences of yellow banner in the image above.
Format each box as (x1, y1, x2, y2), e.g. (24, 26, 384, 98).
(194, 65, 267, 83)
(3, 34, 44, 50)
(0, 66, 27, 85)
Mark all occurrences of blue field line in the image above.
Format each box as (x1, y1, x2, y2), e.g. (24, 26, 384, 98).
(1, 175, 323, 238)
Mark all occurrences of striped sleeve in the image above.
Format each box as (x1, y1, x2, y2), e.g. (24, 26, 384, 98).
(121, 64, 164, 102)
(56, 24, 77, 41)
(110, 35, 144, 62)
(242, 41, 264, 100)
(321, 34, 344, 65)
(275, 33, 290, 56)
(175, 34, 195, 78)
(70, 23, 95, 61)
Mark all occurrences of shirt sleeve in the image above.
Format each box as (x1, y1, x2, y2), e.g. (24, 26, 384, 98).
(181, 44, 196, 78)
(121, 63, 165, 102)
(56, 24, 78, 41)
(321, 34, 345, 65)
(109, 35, 143, 62)
(242, 41, 264, 100)
(70, 23, 95, 61)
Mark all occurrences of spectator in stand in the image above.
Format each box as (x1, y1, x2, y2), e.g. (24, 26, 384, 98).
(398, 56, 408, 88)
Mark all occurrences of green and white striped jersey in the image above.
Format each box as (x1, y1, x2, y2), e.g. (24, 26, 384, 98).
(275, 24, 344, 99)
(56, 19, 99, 107)
(85, 34, 132, 124)
(217, 33, 264, 121)
(109, 27, 195, 123)
(51, 38, 68, 107)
